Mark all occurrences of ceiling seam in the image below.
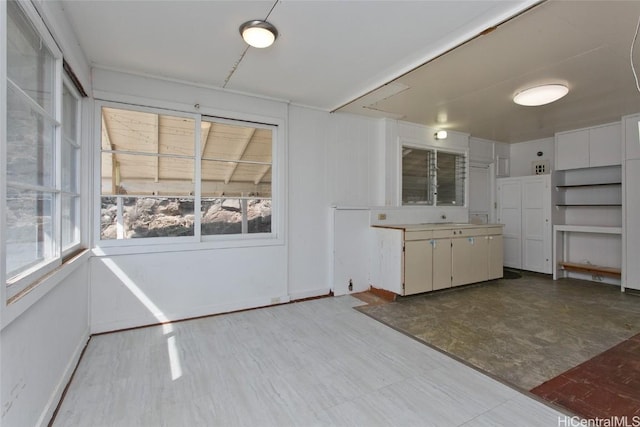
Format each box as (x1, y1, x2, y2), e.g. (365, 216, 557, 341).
(223, 0, 281, 89)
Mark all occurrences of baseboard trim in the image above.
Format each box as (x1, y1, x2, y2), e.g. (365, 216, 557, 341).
(90, 295, 292, 334)
(37, 328, 90, 427)
(288, 287, 332, 302)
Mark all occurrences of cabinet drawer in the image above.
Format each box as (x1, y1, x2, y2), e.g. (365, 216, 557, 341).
(486, 227, 503, 236)
(404, 230, 433, 241)
(453, 228, 484, 237)
(433, 229, 454, 238)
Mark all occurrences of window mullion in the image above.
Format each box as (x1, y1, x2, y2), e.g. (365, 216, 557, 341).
(194, 115, 202, 241)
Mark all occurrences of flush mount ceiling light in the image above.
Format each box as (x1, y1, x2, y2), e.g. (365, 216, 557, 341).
(513, 84, 569, 106)
(239, 20, 278, 48)
(434, 130, 448, 140)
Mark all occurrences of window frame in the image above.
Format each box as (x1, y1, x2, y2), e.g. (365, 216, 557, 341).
(3, 0, 65, 304)
(61, 76, 82, 257)
(399, 139, 468, 208)
(93, 100, 281, 252)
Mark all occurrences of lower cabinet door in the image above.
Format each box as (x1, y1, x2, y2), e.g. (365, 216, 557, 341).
(432, 238, 452, 290)
(403, 240, 433, 295)
(452, 237, 475, 286)
(488, 235, 504, 280)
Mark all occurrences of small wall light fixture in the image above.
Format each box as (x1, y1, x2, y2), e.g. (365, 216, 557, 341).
(434, 130, 448, 140)
(513, 84, 568, 106)
(239, 20, 278, 48)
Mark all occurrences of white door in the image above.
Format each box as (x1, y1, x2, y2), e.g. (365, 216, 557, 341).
(625, 160, 640, 290)
(521, 176, 552, 273)
(469, 164, 490, 224)
(497, 179, 522, 269)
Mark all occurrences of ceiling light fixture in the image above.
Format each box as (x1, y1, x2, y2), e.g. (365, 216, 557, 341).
(513, 84, 569, 106)
(239, 20, 278, 48)
(434, 130, 448, 140)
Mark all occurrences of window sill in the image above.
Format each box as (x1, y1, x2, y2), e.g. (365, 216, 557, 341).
(2, 249, 91, 329)
(92, 234, 284, 257)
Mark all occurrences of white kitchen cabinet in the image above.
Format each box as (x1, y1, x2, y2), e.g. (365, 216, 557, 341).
(590, 123, 621, 167)
(556, 129, 589, 170)
(555, 122, 621, 170)
(497, 175, 552, 274)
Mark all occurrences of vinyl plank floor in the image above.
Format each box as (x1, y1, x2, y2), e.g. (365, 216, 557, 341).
(52, 296, 564, 426)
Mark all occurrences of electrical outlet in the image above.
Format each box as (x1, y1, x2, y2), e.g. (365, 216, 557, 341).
(377, 213, 387, 220)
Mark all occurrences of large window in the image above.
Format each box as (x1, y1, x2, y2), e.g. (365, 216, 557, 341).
(4, 0, 82, 302)
(99, 106, 273, 242)
(402, 146, 466, 206)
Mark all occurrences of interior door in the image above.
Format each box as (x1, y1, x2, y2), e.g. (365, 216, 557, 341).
(497, 179, 522, 269)
(469, 164, 490, 224)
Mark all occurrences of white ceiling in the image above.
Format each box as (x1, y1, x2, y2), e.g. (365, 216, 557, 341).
(60, 0, 536, 110)
(339, 0, 640, 142)
(60, 0, 640, 143)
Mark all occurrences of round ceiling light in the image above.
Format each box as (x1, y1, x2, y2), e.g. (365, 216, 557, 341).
(239, 20, 278, 48)
(513, 84, 569, 106)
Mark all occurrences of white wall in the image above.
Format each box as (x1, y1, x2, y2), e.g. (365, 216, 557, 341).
(509, 137, 554, 177)
(288, 107, 381, 300)
(89, 71, 387, 331)
(1, 263, 90, 427)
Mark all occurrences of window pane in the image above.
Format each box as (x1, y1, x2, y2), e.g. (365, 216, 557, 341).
(201, 159, 271, 197)
(247, 199, 271, 234)
(201, 198, 243, 235)
(437, 152, 466, 206)
(7, 84, 55, 188)
(201, 122, 272, 163)
(101, 153, 194, 196)
(402, 147, 434, 205)
(62, 142, 79, 193)
(6, 187, 55, 282)
(102, 107, 195, 156)
(7, 0, 55, 114)
(100, 196, 194, 240)
(201, 198, 271, 236)
(61, 194, 80, 250)
(62, 85, 78, 142)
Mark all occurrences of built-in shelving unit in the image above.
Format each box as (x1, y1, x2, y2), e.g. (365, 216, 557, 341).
(552, 165, 622, 284)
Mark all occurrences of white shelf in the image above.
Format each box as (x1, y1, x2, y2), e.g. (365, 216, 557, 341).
(553, 225, 622, 281)
(554, 225, 622, 234)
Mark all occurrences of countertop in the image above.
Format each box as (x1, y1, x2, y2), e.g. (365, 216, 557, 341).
(373, 223, 504, 231)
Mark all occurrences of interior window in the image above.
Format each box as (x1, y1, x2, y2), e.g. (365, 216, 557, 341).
(401, 145, 466, 207)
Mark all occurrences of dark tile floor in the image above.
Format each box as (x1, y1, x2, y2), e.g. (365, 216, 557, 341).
(356, 272, 640, 417)
(531, 333, 640, 418)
